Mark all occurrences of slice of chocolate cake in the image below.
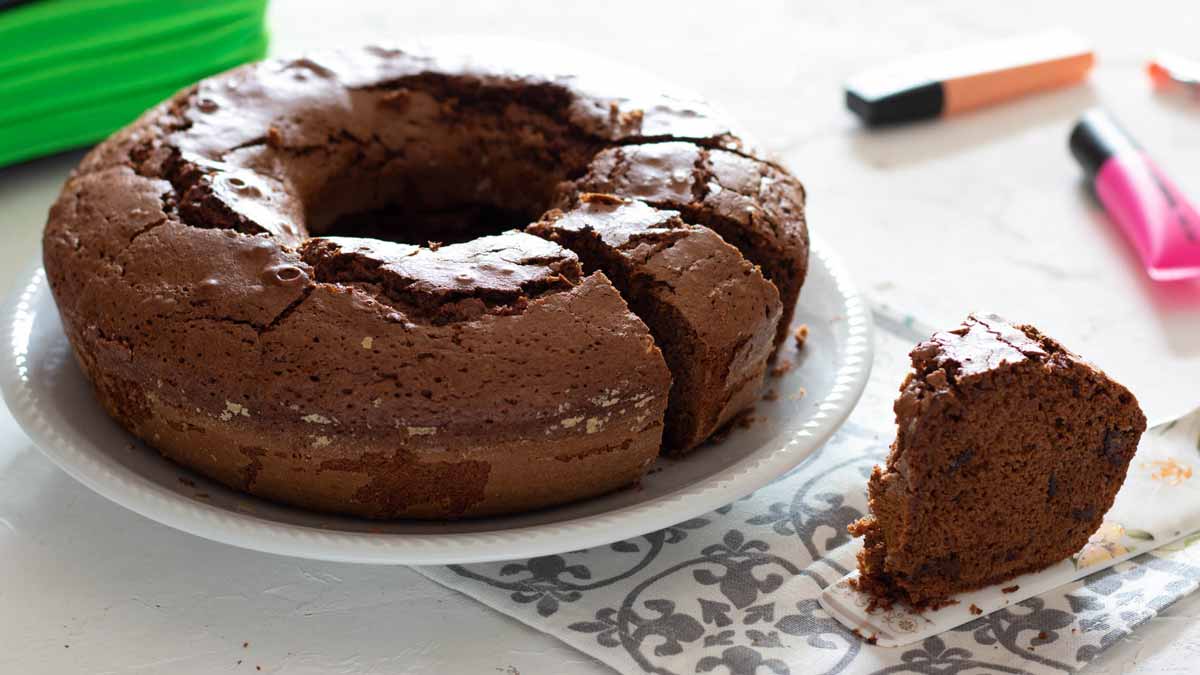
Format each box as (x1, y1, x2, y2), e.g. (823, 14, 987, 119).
(559, 142, 808, 350)
(849, 314, 1146, 608)
(529, 194, 781, 453)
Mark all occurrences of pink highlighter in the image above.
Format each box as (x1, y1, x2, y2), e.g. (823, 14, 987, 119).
(1070, 109, 1200, 281)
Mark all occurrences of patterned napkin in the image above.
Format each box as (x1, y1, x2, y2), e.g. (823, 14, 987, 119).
(416, 310, 1200, 674)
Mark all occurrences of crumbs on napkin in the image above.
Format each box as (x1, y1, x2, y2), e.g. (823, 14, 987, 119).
(851, 628, 878, 645)
(770, 359, 793, 377)
(794, 324, 809, 350)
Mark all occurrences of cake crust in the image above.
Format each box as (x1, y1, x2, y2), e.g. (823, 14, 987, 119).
(850, 314, 1146, 607)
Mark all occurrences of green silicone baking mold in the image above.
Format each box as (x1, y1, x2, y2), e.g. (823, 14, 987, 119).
(0, 0, 269, 167)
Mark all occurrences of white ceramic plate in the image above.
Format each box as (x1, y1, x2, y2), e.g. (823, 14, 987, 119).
(1, 238, 871, 564)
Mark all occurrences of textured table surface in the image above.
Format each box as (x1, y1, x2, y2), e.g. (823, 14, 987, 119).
(1, 2, 1198, 672)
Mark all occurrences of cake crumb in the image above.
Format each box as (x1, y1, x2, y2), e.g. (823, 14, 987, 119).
(770, 359, 793, 377)
(763, 388, 779, 401)
(926, 597, 959, 611)
(969, 604, 983, 615)
(178, 477, 196, 488)
(243, 642, 249, 649)
(427, 240, 442, 251)
(219, 400, 251, 421)
(361, 336, 374, 350)
(794, 324, 809, 350)
(1002, 585, 1020, 594)
(789, 386, 808, 401)
(850, 628, 878, 645)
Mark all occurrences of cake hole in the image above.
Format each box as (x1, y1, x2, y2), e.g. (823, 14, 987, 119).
(261, 80, 602, 245)
(321, 203, 536, 246)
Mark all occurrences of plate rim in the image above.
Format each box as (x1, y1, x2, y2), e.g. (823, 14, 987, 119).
(1, 236, 873, 565)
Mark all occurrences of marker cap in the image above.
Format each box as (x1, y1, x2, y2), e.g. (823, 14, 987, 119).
(845, 82, 944, 126)
(1069, 109, 1140, 179)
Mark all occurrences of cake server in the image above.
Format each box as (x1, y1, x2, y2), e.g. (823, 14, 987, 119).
(815, 406, 1200, 647)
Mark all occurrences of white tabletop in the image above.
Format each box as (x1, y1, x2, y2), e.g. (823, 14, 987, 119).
(2, 1, 1198, 672)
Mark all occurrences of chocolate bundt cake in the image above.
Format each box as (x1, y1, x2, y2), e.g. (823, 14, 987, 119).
(849, 314, 1146, 607)
(42, 44, 809, 519)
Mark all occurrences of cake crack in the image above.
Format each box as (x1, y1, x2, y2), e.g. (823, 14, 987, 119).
(258, 285, 316, 336)
(300, 236, 581, 325)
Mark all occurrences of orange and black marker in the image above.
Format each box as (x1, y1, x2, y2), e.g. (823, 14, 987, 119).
(846, 31, 1095, 126)
(1147, 52, 1200, 96)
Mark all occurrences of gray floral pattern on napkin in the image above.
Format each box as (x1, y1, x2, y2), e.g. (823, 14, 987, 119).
(416, 311, 1200, 674)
